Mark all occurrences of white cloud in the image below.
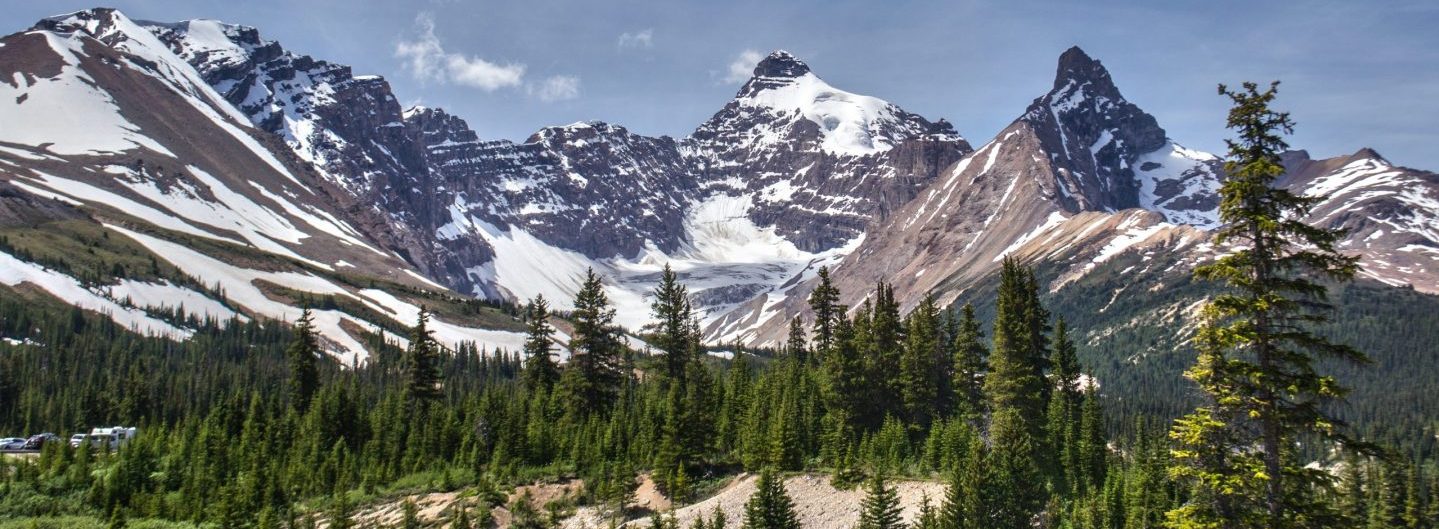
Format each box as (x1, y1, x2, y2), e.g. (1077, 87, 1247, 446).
(724, 49, 764, 83)
(618, 29, 654, 49)
(530, 75, 581, 102)
(395, 12, 525, 91)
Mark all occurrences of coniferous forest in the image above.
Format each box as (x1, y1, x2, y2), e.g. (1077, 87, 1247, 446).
(1, 88, 1438, 529)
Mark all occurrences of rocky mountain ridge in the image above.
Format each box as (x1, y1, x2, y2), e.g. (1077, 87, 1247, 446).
(1, 8, 1434, 355)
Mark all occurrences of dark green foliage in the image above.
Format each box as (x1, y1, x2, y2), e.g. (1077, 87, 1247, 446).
(522, 295, 560, 391)
(742, 468, 799, 529)
(857, 472, 902, 529)
(402, 308, 443, 403)
(286, 308, 321, 411)
(1168, 82, 1372, 529)
(807, 266, 841, 356)
(558, 268, 626, 417)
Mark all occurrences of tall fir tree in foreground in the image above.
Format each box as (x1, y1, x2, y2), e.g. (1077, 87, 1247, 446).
(1166, 81, 1369, 529)
(522, 295, 559, 391)
(402, 307, 442, 403)
(558, 268, 626, 416)
(742, 468, 800, 529)
(286, 307, 321, 412)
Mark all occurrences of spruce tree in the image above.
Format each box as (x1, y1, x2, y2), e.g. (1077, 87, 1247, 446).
(985, 259, 1049, 467)
(742, 468, 800, 529)
(857, 472, 903, 529)
(940, 434, 987, 529)
(651, 264, 693, 384)
(522, 295, 560, 391)
(950, 303, 988, 422)
(402, 308, 443, 403)
(900, 293, 942, 430)
(558, 268, 626, 416)
(1166, 82, 1369, 529)
(286, 308, 321, 412)
(786, 318, 809, 364)
(808, 266, 842, 356)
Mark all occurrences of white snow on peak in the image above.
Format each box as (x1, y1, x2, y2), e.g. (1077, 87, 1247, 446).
(738, 71, 909, 156)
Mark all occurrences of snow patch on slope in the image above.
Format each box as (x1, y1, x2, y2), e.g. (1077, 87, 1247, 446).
(0, 251, 190, 338)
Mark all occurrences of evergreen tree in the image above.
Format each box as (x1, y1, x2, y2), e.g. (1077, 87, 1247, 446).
(985, 259, 1049, 469)
(786, 318, 809, 364)
(558, 268, 626, 416)
(858, 472, 904, 529)
(913, 493, 940, 529)
(1047, 318, 1081, 491)
(402, 308, 443, 403)
(286, 308, 321, 412)
(808, 266, 842, 357)
(522, 295, 560, 391)
(900, 293, 943, 430)
(652, 264, 694, 384)
(940, 435, 987, 529)
(1167, 81, 1369, 529)
(743, 468, 800, 529)
(950, 304, 988, 422)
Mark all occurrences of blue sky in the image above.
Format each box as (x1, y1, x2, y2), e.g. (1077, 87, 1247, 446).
(4, 0, 1436, 168)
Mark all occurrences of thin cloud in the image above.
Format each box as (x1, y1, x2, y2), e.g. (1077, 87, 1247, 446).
(531, 75, 581, 102)
(618, 29, 654, 50)
(395, 12, 525, 91)
(724, 49, 764, 83)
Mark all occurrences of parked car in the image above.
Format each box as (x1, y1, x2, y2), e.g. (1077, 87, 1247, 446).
(68, 433, 86, 448)
(0, 437, 25, 450)
(22, 433, 59, 450)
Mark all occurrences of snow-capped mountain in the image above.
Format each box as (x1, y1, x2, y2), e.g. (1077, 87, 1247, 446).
(714, 47, 1438, 347)
(131, 20, 970, 330)
(1, 9, 1435, 355)
(0, 9, 528, 360)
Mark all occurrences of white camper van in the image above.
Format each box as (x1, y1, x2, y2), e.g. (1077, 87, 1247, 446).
(73, 426, 137, 449)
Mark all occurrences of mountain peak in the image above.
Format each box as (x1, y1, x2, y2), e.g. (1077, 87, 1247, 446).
(754, 50, 811, 78)
(1052, 45, 1118, 96)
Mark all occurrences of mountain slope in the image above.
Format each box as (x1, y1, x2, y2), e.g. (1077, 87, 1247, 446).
(0, 9, 528, 360)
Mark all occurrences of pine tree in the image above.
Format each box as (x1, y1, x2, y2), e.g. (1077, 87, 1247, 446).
(286, 307, 321, 412)
(985, 259, 1048, 458)
(651, 264, 693, 384)
(743, 468, 800, 529)
(1076, 387, 1108, 496)
(1167, 81, 1369, 529)
(950, 304, 988, 422)
(867, 282, 905, 422)
(808, 266, 842, 357)
(899, 293, 942, 430)
(989, 407, 1044, 528)
(913, 493, 940, 529)
(858, 472, 904, 529)
(940, 434, 987, 529)
(402, 308, 443, 403)
(522, 295, 560, 391)
(1047, 318, 1081, 491)
(558, 268, 626, 416)
(786, 318, 809, 364)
